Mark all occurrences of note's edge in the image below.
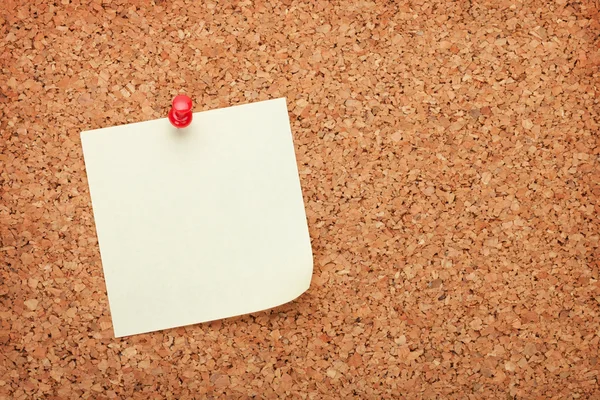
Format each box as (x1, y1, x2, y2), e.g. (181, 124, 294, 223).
(79, 128, 124, 342)
(78, 97, 289, 136)
(112, 241, 314, 338)
(112, 260, 313, 338)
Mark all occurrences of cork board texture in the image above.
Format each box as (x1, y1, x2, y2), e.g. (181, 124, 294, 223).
(1, 0, 599, 398)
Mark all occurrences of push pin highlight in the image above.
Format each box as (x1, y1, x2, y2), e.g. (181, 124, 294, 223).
(168, 95, 193, 128)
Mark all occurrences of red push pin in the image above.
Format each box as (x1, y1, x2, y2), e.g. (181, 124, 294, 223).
(168, 94, 193, 128)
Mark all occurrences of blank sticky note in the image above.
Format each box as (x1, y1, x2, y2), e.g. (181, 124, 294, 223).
(81, 98, 313, 337)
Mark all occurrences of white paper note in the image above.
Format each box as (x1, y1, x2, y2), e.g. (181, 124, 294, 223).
(81, 98, 313, 337)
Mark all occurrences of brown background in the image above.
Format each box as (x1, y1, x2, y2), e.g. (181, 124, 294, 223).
(1, 0, 599, 398)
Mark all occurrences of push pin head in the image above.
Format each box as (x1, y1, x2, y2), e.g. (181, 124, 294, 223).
(168, 94, 193, 128)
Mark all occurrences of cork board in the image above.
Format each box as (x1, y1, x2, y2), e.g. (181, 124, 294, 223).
(1, 0, 599, 398)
